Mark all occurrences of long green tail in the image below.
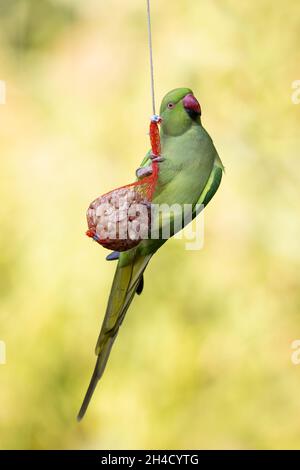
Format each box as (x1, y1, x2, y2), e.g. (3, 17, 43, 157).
(77, 251, 152, 421)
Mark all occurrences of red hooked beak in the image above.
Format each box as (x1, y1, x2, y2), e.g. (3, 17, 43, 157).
(183, 93, 201, 117)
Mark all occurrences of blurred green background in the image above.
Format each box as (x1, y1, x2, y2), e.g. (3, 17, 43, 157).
(0, 0, 300, 450)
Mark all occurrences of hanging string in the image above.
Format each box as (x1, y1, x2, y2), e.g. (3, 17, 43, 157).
(146, 0, 161, 164)
(146, 0, 157, 117)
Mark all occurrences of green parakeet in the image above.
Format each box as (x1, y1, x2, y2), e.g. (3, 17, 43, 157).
(78, 87, 224, 420)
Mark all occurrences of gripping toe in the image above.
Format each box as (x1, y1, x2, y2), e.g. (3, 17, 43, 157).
(106, 251, 120, 261)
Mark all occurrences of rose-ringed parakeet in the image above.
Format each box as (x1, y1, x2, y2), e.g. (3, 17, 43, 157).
(78, 87, 224, 420)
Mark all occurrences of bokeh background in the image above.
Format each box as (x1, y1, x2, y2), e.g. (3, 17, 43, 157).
(0, 0, 300, 450)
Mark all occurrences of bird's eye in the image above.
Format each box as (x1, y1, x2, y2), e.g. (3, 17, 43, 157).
(167, 102, 174, 109)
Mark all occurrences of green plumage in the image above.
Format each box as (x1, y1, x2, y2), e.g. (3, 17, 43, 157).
(78, 88, 224, 420)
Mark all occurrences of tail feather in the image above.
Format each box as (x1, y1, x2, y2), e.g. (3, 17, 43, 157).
(77, 251, 152, 421)
(77, 335, 116, 421)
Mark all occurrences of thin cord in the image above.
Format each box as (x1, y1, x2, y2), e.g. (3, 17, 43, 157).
(146, 0, 156, 116)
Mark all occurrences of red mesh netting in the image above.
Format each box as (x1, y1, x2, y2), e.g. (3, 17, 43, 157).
(86, 117, 161, 251)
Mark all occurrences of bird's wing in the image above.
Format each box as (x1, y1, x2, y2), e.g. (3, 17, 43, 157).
(195, 155, 223, 209)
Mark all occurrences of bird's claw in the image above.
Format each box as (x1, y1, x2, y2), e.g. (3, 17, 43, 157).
(136, 165, 153, 179)
(136, 155, 164, 179)
(149, 153, 165, 163)
(106, 251, 120, 261)
(151, 156, 165, 163)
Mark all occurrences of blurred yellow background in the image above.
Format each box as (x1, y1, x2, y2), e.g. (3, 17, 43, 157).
(0, 0, 300, 450)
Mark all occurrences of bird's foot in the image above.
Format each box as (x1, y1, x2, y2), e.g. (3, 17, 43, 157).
(136, 154, 165, 179)
(136, 165, 153, 179)
(106, 251, 120, 261)
(149, 153, 165, 163)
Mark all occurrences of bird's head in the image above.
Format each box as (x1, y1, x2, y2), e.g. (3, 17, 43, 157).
(159, 88, 201, 136)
